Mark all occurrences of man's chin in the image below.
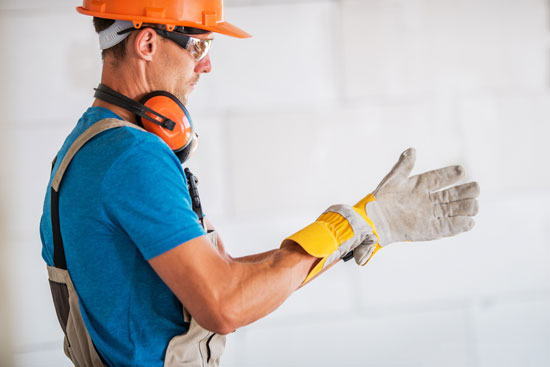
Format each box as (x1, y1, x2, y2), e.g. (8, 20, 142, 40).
(175, 91, 189, 106)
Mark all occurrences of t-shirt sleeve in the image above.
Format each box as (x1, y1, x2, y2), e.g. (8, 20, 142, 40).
(101, 137, 206, 260)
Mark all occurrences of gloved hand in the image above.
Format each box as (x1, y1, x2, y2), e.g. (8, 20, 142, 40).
(286, 204, 378, 284)
(352, 148, 480, 266)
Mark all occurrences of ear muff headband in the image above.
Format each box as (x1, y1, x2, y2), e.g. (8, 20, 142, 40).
(94, 84, 176, 130)
(93, 84, 197, 163)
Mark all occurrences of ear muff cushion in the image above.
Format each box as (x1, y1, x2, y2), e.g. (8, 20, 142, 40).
(139, 92, 193, 151)
(174, 141, 194, 165)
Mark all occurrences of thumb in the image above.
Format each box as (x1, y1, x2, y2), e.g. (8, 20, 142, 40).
(376, 148, 416, 191)
(353, 235, 378, 266)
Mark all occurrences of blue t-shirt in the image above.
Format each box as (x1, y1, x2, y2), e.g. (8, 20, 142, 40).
(40, 107, 206, 367)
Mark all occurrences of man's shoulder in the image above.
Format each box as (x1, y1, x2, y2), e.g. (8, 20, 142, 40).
(103, 122, 168, 152)
(61, 113, 183, 192)
(78, 106, 173, 157)
(102, 125, 179, 169)
(78, 111, 179, 171)
(97, 124, 185, 192)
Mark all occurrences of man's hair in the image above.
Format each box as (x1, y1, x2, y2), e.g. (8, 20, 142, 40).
(93, 17, 130, 61)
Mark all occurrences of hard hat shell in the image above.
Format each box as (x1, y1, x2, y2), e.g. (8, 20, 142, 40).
(77, 0, 251, 38)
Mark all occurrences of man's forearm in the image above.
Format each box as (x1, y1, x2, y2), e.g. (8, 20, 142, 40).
(220, 241, 317, 331)
(149, 235, 318, 334)
(204, 217, 279, 263)
(232, 249, 278, 263)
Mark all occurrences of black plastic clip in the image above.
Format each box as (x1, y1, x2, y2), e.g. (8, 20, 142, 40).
(342, 252, 354, 262)
(184, 168, 204, 227)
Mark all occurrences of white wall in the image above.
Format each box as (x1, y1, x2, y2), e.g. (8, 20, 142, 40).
(1, 0, 549, 366)
(0, 11, 14, 362)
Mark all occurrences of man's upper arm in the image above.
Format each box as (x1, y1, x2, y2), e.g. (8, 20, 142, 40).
(148, 234, 233, 333)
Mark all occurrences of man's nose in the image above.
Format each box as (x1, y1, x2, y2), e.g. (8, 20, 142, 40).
(195, 54, 212, 74)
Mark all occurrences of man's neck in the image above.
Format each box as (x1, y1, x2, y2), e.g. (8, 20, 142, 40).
(94, 58, 150, 125)
(92, 97, 138, 124)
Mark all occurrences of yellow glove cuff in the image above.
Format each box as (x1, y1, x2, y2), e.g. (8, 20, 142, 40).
(285, 210, 360, 284)
(302, 257, 329, 284)
(286, 212, 355, 258)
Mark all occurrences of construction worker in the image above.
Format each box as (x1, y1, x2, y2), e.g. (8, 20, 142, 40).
(40, 1, 480, 366)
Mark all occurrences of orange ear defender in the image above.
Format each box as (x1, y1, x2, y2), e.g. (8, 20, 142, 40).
(94, 84, 197, 164)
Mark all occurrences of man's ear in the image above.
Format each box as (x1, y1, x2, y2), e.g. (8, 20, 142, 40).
(133, 28, 158, 62)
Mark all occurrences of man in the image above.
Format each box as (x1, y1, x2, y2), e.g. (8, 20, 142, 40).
(40, 1, 480, 366)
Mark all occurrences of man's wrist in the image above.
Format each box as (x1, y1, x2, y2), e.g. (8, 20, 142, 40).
(281, 239, 317, 260)
(280, 239, 320, 280)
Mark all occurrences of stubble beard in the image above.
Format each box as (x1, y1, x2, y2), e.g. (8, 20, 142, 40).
(173, 88, 188, 106)
(175, 80, 196, 106)
(179, 93, 189, 106)
(177, 76, 199, 106)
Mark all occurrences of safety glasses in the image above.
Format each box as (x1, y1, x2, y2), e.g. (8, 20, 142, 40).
(152, 28, 212, 61)
(117, 27, 213, 61)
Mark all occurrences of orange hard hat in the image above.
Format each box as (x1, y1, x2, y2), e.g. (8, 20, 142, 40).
(77, 0, 251, 38)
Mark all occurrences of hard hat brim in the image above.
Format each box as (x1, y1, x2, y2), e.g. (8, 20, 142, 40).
(203, 21, 251, 39)
(77, 6, 251, 39)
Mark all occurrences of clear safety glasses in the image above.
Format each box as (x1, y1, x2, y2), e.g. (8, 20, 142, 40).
(117, 27, 213, 62)
(152, 28, 213, 61)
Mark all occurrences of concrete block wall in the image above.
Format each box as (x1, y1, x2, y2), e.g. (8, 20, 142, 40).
(1, 0, 549, 366)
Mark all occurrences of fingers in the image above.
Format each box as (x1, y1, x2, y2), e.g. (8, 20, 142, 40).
(377, 148, 417, 190)
(434, 199, 479, 218)
(433, 216, 475, 238)
(430, 182, 480, 204)
(412, 165, 465, 191)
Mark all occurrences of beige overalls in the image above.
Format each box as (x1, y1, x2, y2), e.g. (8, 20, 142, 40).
(47, 118, 226, 367)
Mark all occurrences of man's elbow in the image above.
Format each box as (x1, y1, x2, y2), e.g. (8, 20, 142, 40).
(211, 322, 236, 336)
(195, 303, 240, 335)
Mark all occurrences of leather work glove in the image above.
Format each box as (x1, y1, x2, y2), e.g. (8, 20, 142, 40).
(352, 148, 480, 266)
(285, 147, 479, 285)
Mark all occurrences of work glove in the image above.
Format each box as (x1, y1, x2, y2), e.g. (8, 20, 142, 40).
(285, 148, 479, 284)
(352, 148, 480, 266)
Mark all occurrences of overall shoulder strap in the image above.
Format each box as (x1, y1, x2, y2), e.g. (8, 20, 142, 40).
(51, 118, 146, 269)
